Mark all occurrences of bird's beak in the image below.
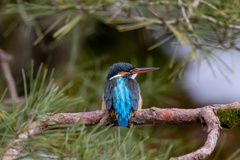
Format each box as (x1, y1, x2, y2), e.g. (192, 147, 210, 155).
(130, 67, 159, 74)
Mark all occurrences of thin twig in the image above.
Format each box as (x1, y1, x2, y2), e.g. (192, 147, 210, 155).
(192, 0, 200, 7)
(200, 0, 228, 18)
(201, 14, 240, 30)
(106, 9, 122, 23)
(0, 49, 19, 102)
(34, 153, 60, 159)
(178, 0, 193, 31)
(147, 6, 164, 20)
(16, 0, 31, 26)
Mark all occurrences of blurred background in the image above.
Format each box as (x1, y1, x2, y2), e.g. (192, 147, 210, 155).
(0, 0, 240, 159)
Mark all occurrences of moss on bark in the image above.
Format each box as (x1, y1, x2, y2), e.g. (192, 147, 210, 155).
(216, 109, 240, 129)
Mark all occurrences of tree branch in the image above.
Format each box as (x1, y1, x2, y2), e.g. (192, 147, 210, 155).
(3, 101, 240, 160)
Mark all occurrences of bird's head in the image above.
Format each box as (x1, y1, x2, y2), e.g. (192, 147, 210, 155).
(107, 62, 159, 80)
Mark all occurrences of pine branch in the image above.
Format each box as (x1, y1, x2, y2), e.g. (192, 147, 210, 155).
(3, 101, 240, 160)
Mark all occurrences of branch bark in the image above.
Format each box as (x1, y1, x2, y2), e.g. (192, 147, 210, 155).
(3, 101, 240, 160)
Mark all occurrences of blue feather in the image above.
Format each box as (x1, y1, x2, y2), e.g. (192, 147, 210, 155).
(113, 77, 132, 127)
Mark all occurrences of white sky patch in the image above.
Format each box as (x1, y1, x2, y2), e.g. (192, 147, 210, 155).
(182, 50, 240, 106)
(163, 43, 240, 106)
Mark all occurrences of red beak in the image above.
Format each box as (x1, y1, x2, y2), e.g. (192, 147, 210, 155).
(130, 67, 159, 74)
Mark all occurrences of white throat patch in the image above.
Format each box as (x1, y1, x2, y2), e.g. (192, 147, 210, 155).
(131, 74, 138, 79)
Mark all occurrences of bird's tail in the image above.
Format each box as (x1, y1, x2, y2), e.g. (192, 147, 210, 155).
(117, 117, 129, 127)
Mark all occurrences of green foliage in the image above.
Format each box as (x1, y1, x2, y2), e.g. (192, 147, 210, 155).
(1, 0, 240, 79)
(0, 63, 80, 149)
(20, 63, 82, 115)
(20, 125, 181, 160)
(216, 109, 240, 129)
(139, 57, 181, 107)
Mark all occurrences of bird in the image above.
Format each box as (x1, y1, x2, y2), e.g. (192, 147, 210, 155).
(102, 62, 159, 127)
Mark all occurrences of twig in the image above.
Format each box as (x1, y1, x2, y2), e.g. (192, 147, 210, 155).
(192, 0, 200, 7)
(200, 0, 228, 18)
(3, 101, 240, 160)
(16, 0, 31, 26)
(201, 14, 240, 30)
(178, 0, 193, 31)
(34, 153, 60, 159)
(106, 9, 122, 23)
(0, 49, 19, 102)
(147, 6, 165, 20)
(188, 0, 200, 17)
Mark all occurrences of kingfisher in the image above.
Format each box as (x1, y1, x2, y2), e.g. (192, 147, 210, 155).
(102, 62, 159, 127)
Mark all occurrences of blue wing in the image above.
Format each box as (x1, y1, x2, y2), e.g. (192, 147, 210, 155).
(103, 79, 116, 110)
(125, 78, 140, 111)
